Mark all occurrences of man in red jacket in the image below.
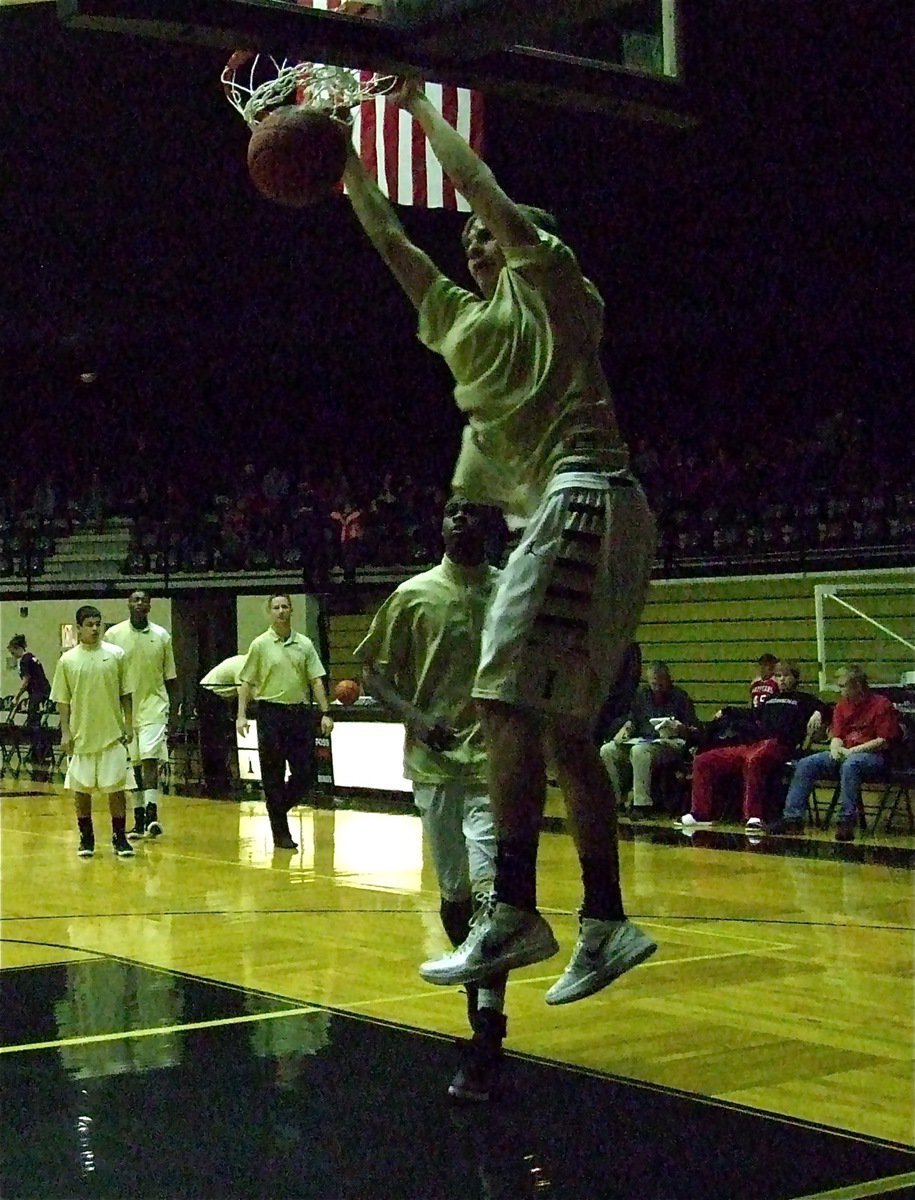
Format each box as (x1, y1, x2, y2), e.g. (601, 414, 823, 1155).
(767, 665, 899, 842)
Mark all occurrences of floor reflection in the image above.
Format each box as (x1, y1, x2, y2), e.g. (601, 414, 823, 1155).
(1, 960, 913, 1199)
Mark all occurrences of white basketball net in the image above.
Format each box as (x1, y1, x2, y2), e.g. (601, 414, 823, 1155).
(222, 50, 394, 128)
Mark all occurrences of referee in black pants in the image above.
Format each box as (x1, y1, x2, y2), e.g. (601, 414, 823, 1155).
(236, 594, 334, 849)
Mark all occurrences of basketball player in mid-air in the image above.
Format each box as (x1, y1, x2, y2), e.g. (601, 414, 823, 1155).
(343, 78, 657, 1004)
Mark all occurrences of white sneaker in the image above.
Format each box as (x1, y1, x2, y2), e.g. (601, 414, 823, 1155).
(545, 919, 657, 1006)
(674, 813, 713, 827)
(745, 817, 763, 831)
(420, 901, 559, 986)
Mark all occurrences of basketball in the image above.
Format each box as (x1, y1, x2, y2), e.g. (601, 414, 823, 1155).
(333, 679, 361, 706)
(247, 106, 348, 207)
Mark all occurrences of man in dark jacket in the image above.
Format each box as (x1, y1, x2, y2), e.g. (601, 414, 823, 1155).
(600, 661, 698, 814)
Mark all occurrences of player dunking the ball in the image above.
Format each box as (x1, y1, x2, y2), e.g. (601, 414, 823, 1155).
(344, 79, 657, 1004)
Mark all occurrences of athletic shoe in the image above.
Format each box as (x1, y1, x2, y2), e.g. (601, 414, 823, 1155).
(674, 813, 713, 827)
(145, 803, 163, 838)
(127, 806, 146, 840)
(420, 902, 559, 987)
(112, 833, 136, 858)
(448, 1039, 504, 1102)
(745, 817, 764, 831)
(835, 820, 856, 843)
(544, 918, 657, 1006)
(765, 817, 806, 835)
(77, 833, 95, 857)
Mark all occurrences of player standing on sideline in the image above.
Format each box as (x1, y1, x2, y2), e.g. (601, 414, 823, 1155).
(236, 595, 334, 850)
(354, 498, 507, 1100)
(344, 80, 657, 1004)
(104, 591, 177, 839)
(51, 606, 134, 858)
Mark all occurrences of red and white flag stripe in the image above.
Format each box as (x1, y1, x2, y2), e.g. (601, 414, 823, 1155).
(296, 0, 484, 210)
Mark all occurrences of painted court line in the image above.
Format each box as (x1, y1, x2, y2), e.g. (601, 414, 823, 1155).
(0, 1007, 319, 1055)
(630, 919, 796, 949)
(790, 1170, 915, 1198)
(517, 944, 792, 986)
(346, 943, 793, 1005)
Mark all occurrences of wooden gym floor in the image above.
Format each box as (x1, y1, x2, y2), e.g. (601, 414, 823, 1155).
(1, 779, 913, 1199)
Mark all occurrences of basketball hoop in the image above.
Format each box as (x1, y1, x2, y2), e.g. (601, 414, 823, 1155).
(221, 49, 394, 128)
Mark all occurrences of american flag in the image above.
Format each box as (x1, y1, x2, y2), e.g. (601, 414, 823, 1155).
(296, 0, 484, 210)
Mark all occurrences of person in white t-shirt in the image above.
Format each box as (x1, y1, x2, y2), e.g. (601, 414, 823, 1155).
(51, 605, 134, 858)
(344, 81, 656, 1005)
(104, 591, 177, 839)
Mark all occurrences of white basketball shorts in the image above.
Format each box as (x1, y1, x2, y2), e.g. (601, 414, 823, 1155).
(65, 741, 130, 794)
(129, 723, 169, 764)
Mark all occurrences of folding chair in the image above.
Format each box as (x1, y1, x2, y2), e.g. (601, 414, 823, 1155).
(167, 704, 204, 794)
(869, 768, 915, 834)
(820, 783, 867, 832)
(0, 696, 17, 774)
(0, 697, 28, 776)
(36, 698, 67, 780)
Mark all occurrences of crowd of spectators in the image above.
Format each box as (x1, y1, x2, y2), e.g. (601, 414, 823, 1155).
(2, 402, 913, 584)
(120, 464, 458, 585)
(634, 410, 915, 570)
(0, 469, 112, 579)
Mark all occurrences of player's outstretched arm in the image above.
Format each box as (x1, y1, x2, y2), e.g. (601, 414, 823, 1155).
(397, 82, 540, 252)
(343, 144, 443, 310)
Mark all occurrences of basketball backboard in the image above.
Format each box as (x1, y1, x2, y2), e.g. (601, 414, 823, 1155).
(56, 0, 695, 125)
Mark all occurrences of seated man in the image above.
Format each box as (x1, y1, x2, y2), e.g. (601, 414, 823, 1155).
(677, 661, 828, 832)
(767, 664, 900, 842)
(600, 661, 699, 815)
